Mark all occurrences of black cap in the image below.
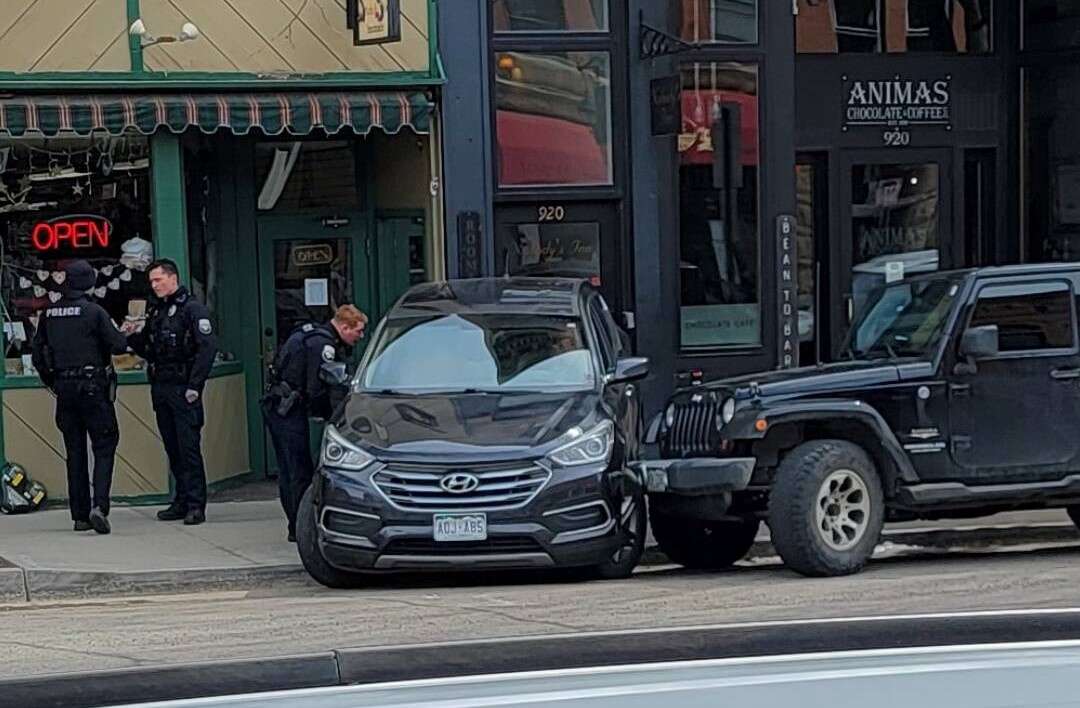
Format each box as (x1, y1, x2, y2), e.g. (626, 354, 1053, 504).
(64, 260, 96, 293)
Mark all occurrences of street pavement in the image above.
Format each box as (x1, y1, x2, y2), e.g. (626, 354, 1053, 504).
(3, 539, 1080, 680)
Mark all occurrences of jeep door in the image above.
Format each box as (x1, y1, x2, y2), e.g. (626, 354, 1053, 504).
(947, 278, 1080, 483)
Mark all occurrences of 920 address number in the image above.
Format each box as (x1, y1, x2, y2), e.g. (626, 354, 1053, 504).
(883, 129, 911, 147)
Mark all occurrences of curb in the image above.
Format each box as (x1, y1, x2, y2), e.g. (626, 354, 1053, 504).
(20, 563, 307, 601)
(9, 610, 1080, 707)
(0, 566, 27, 602)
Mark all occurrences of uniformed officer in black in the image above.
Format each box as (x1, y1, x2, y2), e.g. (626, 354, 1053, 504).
(126, 259, 218, 526)
(263, 305, 367, 541)
(31, 260, 129, 534)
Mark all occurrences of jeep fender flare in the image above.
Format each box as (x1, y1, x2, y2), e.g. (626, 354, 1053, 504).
(725, 399, 919, 486)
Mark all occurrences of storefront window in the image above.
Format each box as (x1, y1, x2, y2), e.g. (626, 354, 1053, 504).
(1024, 0, 1080, 49)
(796, 0, 991, 54)
(254, 141, 358, 212)
(1025, 65, 1080, 263)
(493, 0, 608, 32)
(678, 62, 761, 349)
(0, 133, 154, 376)
(494, 51, 613, 187)
(679, 0, 758, 44)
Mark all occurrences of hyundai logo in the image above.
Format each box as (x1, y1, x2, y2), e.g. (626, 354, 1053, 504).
(439, 473, 480, 494)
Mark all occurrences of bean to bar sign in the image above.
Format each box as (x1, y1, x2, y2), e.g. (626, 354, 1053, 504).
(777, 215, 798, 370)
(842, 75, 951, 147)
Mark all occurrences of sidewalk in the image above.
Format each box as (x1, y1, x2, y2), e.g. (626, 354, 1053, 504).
(0, 500, 306, 602)
(0, 502, 1075, 603)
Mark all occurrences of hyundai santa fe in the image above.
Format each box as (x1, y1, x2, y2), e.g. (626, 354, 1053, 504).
(296, 278, 649, 587)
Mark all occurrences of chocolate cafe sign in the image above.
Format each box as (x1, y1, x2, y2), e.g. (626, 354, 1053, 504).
(842, 75, 952, 147)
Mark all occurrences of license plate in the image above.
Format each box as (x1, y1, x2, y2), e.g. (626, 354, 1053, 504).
(433, 514, 487, 542)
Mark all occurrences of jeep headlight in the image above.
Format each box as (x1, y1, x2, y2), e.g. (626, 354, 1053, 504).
(320, 424, 375, 471)
(664, 403, 676, 429)
(721, 398, 736, 425)
(548, 420, 615, 467)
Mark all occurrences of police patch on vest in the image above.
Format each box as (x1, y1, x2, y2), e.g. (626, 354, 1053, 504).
(322, 345, 336, 362)
(198, 319, 212, 335)
(168, 305, 177, 317)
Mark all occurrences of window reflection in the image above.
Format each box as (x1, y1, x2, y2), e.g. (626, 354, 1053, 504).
(492, 0, 607, 32)
(679, 62, 761, 348)
(1024, 0, 1080, 50)
(494, 51, 612, 187)
(796, 0, 991, 53)
(679, 0, 758, 44)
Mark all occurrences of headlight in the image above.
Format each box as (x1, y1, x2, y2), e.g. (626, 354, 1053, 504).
(664, 403, 676, 428)
(320, 424, 375, 471)
(548, 420, 615, 467)
(721, 398, 736, 425)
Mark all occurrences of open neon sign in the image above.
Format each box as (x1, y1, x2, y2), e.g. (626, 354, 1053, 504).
(31, 215, 112, 251)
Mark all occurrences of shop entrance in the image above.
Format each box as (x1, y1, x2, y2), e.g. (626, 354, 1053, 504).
(797, 149, 954, 362)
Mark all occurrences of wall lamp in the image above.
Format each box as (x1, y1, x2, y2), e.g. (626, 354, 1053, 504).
(129, 19, 200, 48)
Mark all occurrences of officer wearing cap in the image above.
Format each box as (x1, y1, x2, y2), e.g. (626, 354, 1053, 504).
(31, 260, 128, 534)
(125, 259, 217, 526)
(262, 305, 367, 541)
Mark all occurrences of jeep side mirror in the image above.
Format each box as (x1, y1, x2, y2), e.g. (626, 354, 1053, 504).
(611, 356, 649, 384)
(318, 361, 349, 388)
(960, 325, 999, 360)
(955, 325, 999, 375)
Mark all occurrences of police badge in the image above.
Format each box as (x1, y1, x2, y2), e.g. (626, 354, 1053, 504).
(198, 319, 212, 335)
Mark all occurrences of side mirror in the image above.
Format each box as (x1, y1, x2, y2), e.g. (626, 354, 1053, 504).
(959, 325, 999, 360)
(318, 361, 349, 388)
(611, 356, 649, 383)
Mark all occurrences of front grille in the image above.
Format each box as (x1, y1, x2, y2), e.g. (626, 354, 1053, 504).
(382, 536, 543, 556)
(665, 393, 720, 457)
(372, 461, 551, 511)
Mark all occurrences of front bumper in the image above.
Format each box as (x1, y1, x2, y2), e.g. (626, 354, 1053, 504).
(312, 462, 630, 573)
(632, 457, 755, 495)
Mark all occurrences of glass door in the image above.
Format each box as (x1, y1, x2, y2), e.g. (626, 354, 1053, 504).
(837, 150, 953, 357)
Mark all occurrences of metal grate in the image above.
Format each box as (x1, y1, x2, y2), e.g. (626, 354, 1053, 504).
(373, 462, 551, 511)
(383, 536, 544, 556)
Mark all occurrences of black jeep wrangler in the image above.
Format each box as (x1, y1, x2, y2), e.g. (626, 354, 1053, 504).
(643, 264, 1080, 577)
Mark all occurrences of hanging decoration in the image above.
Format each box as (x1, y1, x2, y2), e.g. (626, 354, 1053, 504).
(50, 271, 65, 285)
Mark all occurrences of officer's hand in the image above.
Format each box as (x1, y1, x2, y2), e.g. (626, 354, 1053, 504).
(185, 389, 200, 404)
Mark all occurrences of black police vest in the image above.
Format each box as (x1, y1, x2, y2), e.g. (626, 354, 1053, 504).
(147, 297, 196, 365)
(275, 323, 335, 391)
(42, 298, 110, 370)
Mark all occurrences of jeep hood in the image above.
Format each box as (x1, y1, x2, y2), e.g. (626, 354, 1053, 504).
(714, 360, 933, 401)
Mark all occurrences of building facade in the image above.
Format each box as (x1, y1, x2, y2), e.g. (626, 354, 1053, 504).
(0, 0, 443, 501)
(440, 0, 1080, 413)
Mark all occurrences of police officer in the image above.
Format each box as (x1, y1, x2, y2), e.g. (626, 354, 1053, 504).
(31, 260, 129, 534)
(263, 305, 367, 541)
(126, 259, 218, 526)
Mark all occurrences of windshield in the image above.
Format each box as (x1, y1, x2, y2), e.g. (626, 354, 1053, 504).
(359, 313, 595, 393)
(847, 274, 964, 361)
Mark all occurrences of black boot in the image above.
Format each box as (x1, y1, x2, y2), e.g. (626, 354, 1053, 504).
(157, 505, 186, 521)
(183, 508, 206, 526)
(73, 520, 92, 532)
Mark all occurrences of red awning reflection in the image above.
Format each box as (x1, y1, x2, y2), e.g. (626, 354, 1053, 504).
(497, 110, 608, 186)
(679, 90, 759, 166)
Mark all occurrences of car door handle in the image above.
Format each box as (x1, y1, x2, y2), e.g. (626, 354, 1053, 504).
(1051, 368, 1080, 380)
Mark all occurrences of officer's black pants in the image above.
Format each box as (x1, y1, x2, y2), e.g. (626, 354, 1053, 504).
(54, 378, 119, 521)
(264, 409, 313, 536)
(151, 383, 207, 512)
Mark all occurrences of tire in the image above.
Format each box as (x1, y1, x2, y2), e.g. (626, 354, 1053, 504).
(1067, 506, 1080, 530)
(296, 485, 367, 589)
(650, 507, 760, 570)
(768, 439, 885, 578)
(592, 489, 647, 580)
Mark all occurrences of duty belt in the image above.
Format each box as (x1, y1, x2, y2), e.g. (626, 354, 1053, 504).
(56, 366, 111, 380)
(148, 362, 189, 382)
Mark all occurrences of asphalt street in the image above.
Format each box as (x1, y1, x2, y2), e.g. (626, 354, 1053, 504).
(4, 542, 1080, 680)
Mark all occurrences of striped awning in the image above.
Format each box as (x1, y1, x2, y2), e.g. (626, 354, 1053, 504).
(0, 91, 432, 137)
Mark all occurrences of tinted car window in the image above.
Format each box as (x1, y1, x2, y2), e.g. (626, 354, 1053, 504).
(360, 313, 595, 393)
(969, 282, 1074, 353)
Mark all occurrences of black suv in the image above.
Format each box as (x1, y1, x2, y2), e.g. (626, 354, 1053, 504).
(297, 278, 649, 587)
(644, 264, 1080, 577)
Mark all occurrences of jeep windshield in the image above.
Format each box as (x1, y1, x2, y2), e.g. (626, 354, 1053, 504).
(358, 312, 596, 394)
(846, 273, 965, 361)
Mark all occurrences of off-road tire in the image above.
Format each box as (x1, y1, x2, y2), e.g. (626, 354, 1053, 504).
(650, 507, 760, 570)
(768, 439, 885, 577)
(593, 489, 647, 580)
(1066, 505, 1080, 530)
(296, 486, 367, 589)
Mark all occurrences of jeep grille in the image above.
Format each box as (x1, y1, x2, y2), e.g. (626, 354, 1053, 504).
(664, 395, 719, 457)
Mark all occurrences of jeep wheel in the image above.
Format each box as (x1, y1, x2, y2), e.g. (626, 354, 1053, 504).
(768, 440, 884, 577)
(594, 490, 647, 580)
(650, 507, 760, 570)
(296, 486, 367, 589)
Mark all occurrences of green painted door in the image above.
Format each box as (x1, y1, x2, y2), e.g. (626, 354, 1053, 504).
(373, 214, 426, 322)
(256, 213, 372, 475)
